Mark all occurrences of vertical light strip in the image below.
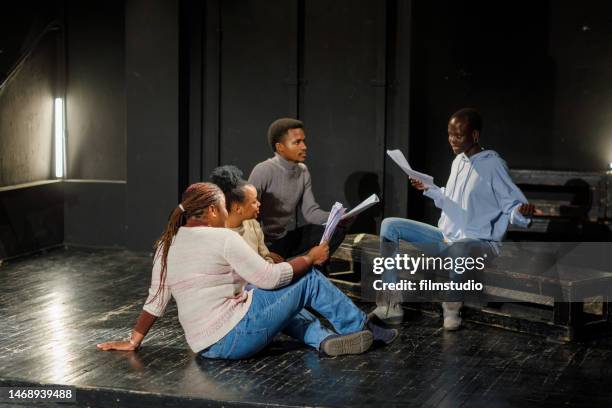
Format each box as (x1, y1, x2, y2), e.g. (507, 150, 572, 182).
(54, 98, 65, 178)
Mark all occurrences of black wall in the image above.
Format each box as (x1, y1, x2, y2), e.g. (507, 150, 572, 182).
(219, 0, 298, 175)
(0, 182, 63, 259)
(63, 0, 127, 248)
(126, 0, 180, 251)
(549, 1, 612, 171)
(64, 0, 179, 251)
(66, 0, 125, 181)
(300, 0, 387, 226)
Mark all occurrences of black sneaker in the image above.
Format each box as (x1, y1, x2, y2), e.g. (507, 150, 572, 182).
(320, 330, 373, 356)
(366, 313, 400, 345)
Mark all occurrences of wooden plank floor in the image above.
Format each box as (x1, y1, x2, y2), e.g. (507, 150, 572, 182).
(1, 247, 612, 407)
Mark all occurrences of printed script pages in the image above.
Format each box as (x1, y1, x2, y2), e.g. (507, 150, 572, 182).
(386, 149, 437, 188)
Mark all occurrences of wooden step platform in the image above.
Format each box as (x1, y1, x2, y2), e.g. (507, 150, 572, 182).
(330, 234, 612, 342)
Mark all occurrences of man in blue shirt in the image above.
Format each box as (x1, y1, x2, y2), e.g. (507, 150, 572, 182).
(374, 108, 539, 330)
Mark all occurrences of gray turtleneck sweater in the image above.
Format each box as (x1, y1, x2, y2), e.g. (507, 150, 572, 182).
(248, 153, 329, 241)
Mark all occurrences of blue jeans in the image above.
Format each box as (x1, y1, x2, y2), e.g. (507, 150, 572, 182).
(380, 218, 496, 301)
(199, 268, 367, 360)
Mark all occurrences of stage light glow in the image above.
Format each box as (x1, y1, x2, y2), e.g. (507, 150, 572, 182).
(54, 98, 65, 178)
(45, 296, 70, 381)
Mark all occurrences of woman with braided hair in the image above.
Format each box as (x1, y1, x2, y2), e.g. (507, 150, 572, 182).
(97, 182, 397, 359)
(210, 165, 282, 264)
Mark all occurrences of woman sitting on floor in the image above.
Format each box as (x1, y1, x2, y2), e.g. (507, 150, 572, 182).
(97, 182, 397, 359)
(209, 165, 281, 264)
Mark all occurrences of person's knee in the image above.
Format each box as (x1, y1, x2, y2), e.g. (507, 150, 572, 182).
(381, 217, 403, 241)
(444, 240, 484, 259)
(295, 267, 323, 284)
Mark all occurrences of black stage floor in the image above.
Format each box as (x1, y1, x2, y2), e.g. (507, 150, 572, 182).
(2, 247, 612, 407)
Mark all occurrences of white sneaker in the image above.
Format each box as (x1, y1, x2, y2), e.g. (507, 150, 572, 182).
(442, 301, 463, 331)
(371, 302, 404, 325)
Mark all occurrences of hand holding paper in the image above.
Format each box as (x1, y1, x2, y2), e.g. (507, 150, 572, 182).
(386, 149, 437, 188)
(410, 179, 427, 191)
(322, 194, 380, 226)
(320, 202, 346, 244)
(307, 243, 329, 265)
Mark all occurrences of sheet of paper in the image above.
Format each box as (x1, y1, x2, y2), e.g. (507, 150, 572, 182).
(386, 149, 437, 188)
(341, 193, 380, 220)
(320, 202, 346, 244)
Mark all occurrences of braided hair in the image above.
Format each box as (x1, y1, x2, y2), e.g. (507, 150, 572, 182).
(147, 182, 223, 304)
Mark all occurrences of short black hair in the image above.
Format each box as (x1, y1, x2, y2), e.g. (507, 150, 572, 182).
(209, 165, 247, 211)
(450, 108, 483, 133)
(267, 118, 304, 152)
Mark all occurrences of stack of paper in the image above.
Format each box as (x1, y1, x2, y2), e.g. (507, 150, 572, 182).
(386, 149, 437, 188)
(320, 202, 346, 244)
(323, 194, 381, 225)
(341, 193, 380, 220)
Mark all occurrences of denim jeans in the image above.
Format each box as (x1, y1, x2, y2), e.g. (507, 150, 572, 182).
(199, 268, 367, 360)
(379, 218, 496, 301)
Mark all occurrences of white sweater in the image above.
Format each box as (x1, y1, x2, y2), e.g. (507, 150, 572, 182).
(143, 227, 293, 352)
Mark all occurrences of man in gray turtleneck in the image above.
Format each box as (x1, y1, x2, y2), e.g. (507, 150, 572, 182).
(248, 118, 346, 262)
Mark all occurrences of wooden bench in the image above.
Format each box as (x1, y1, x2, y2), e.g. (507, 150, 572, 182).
(329, 233, 612, 342)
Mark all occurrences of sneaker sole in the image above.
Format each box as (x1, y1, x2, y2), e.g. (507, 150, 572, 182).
(380, 315, 404, 326)
(385, 328, 400, 344)
(321, 330, 374, 356)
